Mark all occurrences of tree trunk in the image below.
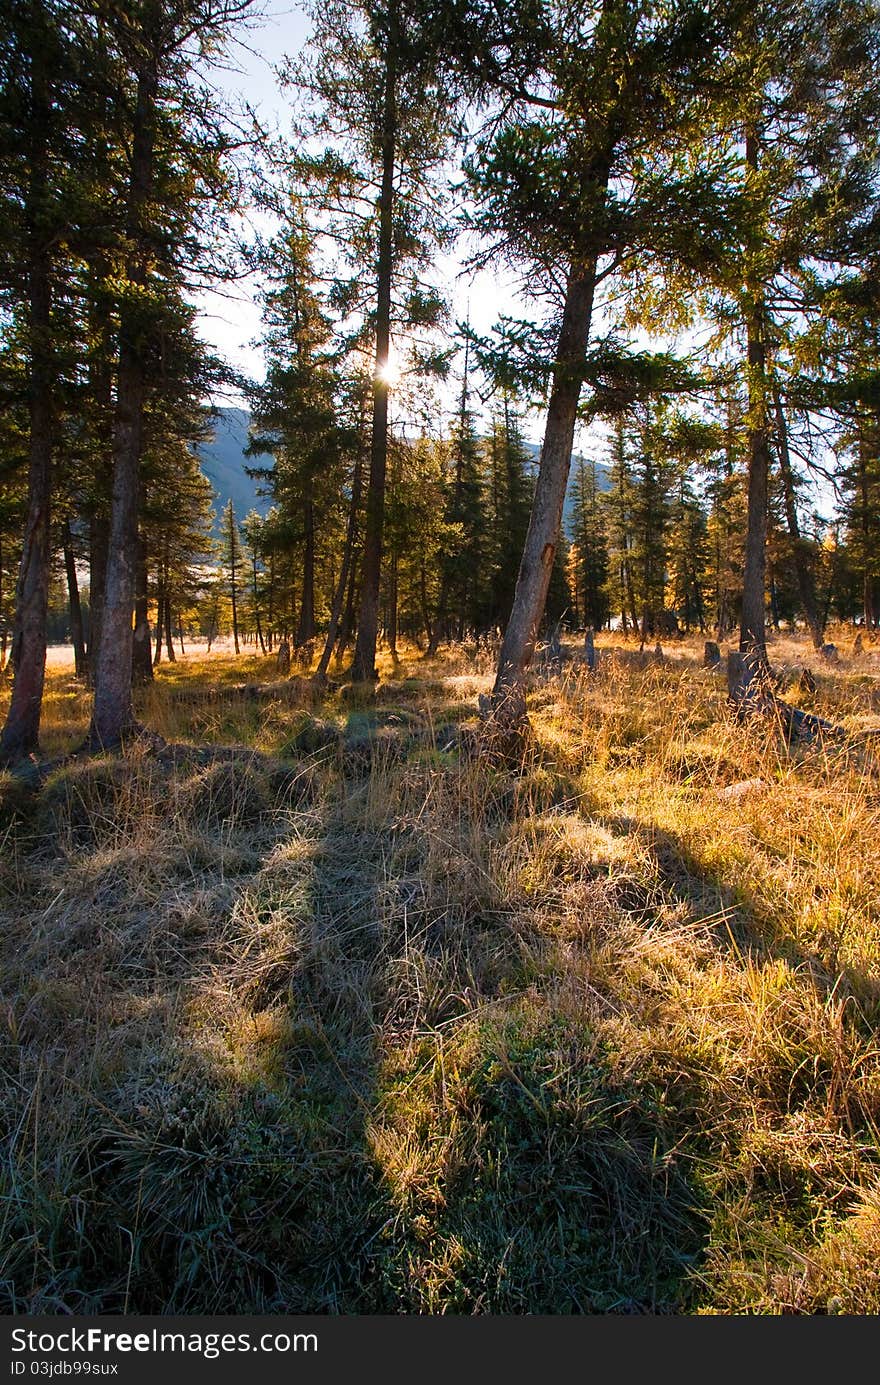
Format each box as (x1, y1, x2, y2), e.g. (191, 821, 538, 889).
(132, 530, 153, 683)
(771, 374, 823, 649)
(351, 26, 396, 683)
(83, 248, 114, 684)
(490, 259, 599, 723)
(336, 554, 360, 660)
(253, 554, 266, 655)
(295, 492, 316, 646)
(738, 130, 770, 679)
(87, 512, 108, 678)
(230, 550, 240, 654)
(419, 559, 434, 652)
(88, 59, 157, 748)
(164, 596, 176, 662)
(0, 45, 53, 765)
(317, 449, 363, 678)
(387, 549, 398, 656)
(266, 550, 275, 650)
(154, 575, 164, 665)
(62, 520, 87, 679)
(857, 426, 877, 629)
(0, 531, 6, 673)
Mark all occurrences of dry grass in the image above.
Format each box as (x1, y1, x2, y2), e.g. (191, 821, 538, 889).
(1, 627, 880, 1313)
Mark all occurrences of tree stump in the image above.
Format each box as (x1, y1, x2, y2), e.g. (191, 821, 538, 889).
(294, 639, 315, 669)
(703, 640, 721, 668)
(540, 627, 563, 677)
(584, 627, 596, 671)
(727, 651, 770, 715)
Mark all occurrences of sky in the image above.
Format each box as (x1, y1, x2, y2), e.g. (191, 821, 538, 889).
(194, 1, 310, 391)
(195, 0, 537, 439)
(192, 2, 843, 519)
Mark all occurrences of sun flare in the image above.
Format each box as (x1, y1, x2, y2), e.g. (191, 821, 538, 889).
(376, 357, 400, 387)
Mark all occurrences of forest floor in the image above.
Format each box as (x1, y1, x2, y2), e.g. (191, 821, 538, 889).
(2, 629, 880, 1314)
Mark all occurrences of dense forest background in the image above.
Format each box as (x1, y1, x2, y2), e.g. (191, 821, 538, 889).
(1, 0, 879, 754)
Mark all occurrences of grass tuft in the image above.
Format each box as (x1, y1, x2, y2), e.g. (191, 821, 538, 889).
(1, 628, 879, 1312)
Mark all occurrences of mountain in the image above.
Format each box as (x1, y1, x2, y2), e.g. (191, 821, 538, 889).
(196, 407, 610, 537)
(521, 440, 611, 532)
(197, 407, 270, 534)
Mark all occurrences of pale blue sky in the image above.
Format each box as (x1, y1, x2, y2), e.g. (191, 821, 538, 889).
(195, 1, 310, 392)
(194, 4, 838, 517)
(195, 0, 531, 438)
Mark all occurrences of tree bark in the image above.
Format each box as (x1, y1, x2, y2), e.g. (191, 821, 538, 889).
(0, 42, 53, 765)
(252, 553, 266, 654)
(62, 520, 87, 679)
(351, 22, 396, 682)
(88, 58, 157, 748)
(164, 596, 176, 662)
(87, 512, 108, 677)
(317, 448, 363, 678)
(490, 259, 598, 723)
(738, 130, 770, 679)
(132, 529, 153, 683)
(771, 373, 823, 649)
(154, 574, 164, 665)
(295, 492, 316, 647)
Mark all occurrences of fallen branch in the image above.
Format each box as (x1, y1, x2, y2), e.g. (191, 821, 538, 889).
(726, 651, 843, 744)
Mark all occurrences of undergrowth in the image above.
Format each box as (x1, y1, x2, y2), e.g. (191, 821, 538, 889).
(1, 630, 879, 1313)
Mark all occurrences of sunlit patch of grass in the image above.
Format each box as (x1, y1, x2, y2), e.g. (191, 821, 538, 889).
(2, 630, 880, 1311)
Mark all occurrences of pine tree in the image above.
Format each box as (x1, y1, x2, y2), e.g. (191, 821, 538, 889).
(248, 201, 346, 653)
(569, 455, 610, 632)
(429, 339, 490, 648)
(289, 0, 455, 681)
(692, 0, 879, 684)
(223, 499, 241, 655)
(486, 400, 534, 635)
(462, 0, 748, 722)
(0, 0, 83, 761)
(86, 0, 254, 747)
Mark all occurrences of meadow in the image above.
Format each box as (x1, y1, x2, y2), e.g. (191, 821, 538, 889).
(2, 631, 880, 1314)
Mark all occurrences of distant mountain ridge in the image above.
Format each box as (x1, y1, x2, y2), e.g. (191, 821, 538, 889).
(197, 407, 610, 537)
(197, 407, 270, 535)
(520, 440, 611, 531)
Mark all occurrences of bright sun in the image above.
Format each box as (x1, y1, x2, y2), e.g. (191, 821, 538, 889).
(376, 358, 400, 387)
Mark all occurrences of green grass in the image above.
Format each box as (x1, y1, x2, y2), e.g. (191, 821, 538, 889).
(1, 630, 880, 1312)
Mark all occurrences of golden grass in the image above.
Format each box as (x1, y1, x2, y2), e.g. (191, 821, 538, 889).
(1, 627, 880, 1312)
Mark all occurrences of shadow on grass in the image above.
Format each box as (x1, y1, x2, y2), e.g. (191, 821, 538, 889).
(599, 808, 880, 1021)
(2, 748, 710, 1314)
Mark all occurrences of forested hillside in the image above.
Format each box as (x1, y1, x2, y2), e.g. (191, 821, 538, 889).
(195, 408, 605, 543)
(1, 0, 880, 1319)
(198, 408, 269, 535)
